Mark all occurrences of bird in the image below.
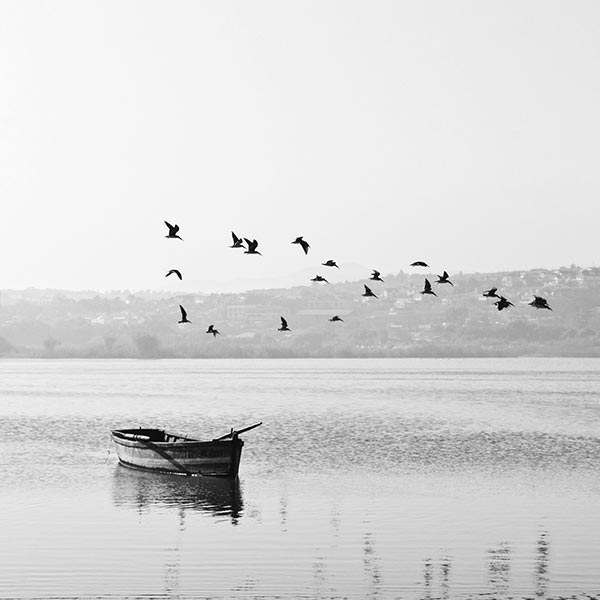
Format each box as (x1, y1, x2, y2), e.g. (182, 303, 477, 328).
(178, 305, 191, 323)
(483, 287, 500, 298)
(164, 221, 183, 240)
(311, 275, 329, 283)
(278, 316, 291, 331)
(370, 270, 384, 282)
(243, 238, 262, 255)
(494, 296, 514, 311)
(421, 278, 437, 296)
(529, 296, 552, 311)
(362, 284, 378, 298)
(329, 315, 344, 322)
(230, 232, 244, 248)
(206, 325, 220, 337)
(291, 236, 310, 255)
(165, 269, 182, 281)
(322, 260, 339, 269)
(436, 271, 454, 286)
(410, 261, 429, 267)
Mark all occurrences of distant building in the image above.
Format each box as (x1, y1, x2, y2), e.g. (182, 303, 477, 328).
(583, 268, 600, 287)
(227, 304, 283, 325)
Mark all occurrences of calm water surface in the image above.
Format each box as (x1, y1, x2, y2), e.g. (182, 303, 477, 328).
(1, 358, 599, 599)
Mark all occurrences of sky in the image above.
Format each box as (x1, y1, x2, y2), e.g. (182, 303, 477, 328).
(0, 1, 599, 292)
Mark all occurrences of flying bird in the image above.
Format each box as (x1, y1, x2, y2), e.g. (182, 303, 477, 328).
(244, 238, 262, 255)
(322, 260, 339, 269)
(230, 232, 244, 248)
(164, 221, 183, 240)
(370, 270, 384, 282)
(206, 325, 220, 337)
(436, 271, 454, 286)
(410, 261, 429, 267)
(483, 287, 500, 298)
(329, 315, 344, 322)
(278, 316, 291, 331)
(529, 296, 552, 311)
(494, 296, 514, 311)
(362, 284, 378, 298)
(421, 279, 437, 296)
(291, 236, 310, 255)
(311, 275, 329, 283)
(178, 305, 191, 323)
(165, 269, 182, 280)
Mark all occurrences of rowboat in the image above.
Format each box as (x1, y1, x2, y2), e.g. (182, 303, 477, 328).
(111, 422, 262, 477)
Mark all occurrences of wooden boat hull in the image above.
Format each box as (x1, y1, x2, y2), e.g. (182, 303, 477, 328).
(111, 429, 244, 477)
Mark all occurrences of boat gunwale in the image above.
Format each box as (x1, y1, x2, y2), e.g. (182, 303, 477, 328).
(111, 429, 242, 448)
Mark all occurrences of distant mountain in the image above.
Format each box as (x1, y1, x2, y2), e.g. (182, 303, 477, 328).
(3, 265, 600, 358)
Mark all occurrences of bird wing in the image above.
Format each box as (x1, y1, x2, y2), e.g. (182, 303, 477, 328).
(179, 305, 187, 320)
(364, 285, 372, 294)
(280, 316, 288, 328)
(490, 287, 498, 294)
(372, 270, 380, 277)
(174, 270, 182, 280)
(164, 221, 175, 232)
(300, 240, 310, 254)
(443, 271, 449, 278)
(232, 231, 241, 243)
(424, 279, 432, 291)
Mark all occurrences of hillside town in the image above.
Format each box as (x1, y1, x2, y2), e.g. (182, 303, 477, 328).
(1, 265, 599, 358)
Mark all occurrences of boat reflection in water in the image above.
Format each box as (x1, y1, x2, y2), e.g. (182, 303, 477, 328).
(112, 466, 243, 524)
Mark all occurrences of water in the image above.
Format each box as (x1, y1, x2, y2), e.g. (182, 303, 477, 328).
(0, 358, 599, 599)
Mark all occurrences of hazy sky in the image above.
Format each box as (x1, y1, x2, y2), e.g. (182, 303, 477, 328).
(1, 1, 599, 291)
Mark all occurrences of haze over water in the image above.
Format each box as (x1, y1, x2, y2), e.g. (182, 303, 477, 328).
(1, 358, 599, 599)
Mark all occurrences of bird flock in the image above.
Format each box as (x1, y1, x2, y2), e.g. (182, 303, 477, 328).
(163, 221, 553, 337)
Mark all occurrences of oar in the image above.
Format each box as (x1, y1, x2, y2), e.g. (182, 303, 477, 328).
(213, 421, 263, 441)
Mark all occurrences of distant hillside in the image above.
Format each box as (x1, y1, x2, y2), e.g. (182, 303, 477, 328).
(1, 265, 599, 358)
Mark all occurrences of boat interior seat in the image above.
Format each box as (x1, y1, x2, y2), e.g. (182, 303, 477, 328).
(132, 429, 169, 442)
